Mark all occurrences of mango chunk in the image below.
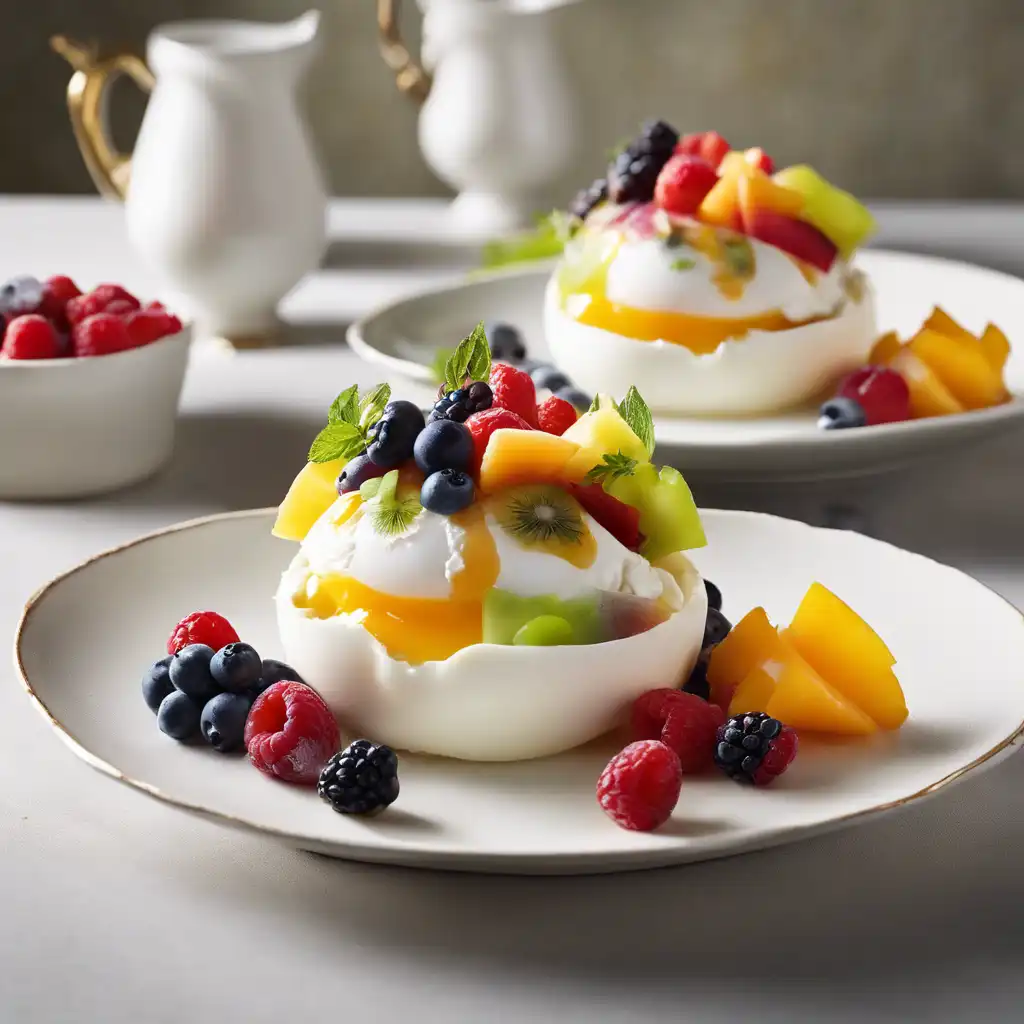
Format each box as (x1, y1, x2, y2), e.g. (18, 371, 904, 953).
(868, 330, 901, 365)
(923, 306, 977, 346)
(479, 429, 582, 493)
(707, 606, 780, 709)
(908, 328, 1008, 411)
(888, 348, 964, 418)
(273, 459, 344, 541)
(979, 323, 1011, 372)
(727, 666, 777, 717)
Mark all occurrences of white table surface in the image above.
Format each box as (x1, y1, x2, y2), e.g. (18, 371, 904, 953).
(3, 197, 1024, 1024)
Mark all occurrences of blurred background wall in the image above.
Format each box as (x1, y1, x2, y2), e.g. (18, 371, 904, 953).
(5, 0, 1023, 202)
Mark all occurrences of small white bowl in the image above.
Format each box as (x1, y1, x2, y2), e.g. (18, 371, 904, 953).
(0, 324, 192, 499)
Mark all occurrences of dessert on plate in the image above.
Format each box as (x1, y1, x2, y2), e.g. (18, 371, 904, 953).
(543, 121, 879, 415)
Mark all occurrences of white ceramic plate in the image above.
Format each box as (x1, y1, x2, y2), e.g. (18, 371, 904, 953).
(348, 251, 1024, 480)
(15, 508, 1024, 874)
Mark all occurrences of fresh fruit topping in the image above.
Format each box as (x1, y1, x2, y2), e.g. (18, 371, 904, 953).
(244, 680, 340, 785)
(39, 275, 81, 326)
(836, 366, 911, 425)
(495, 483, 585, 546)
(908, 328, 1008, 410)
(676, 131, 731, 169)
(0, 275, 43, 317)
(714, 712, 798, 786)
(414, 418, 474, 475)
(561, 400, 651, 479)
(169, 644, 219, 703)
(570, 481, 642, 550)
(654, 154, 719, 217)
(707, 606, 780, 711)
(482, 588, 600, 646)
(980, 323, 1011, 372)
(421, 468, 475, 514)
(167, 611, 240, 655)
(72, 312, 132, 357)
(743, 147, 775, 174)
(570, 177, 609, 220)
(157, 690, 202, 742)
(367, 399, 426, 468)
(512, 614, 575, 646)
(607, 120, 679, 204)
(141, 657, 174, 713)
(745, 210, 838, 271)
(210, 642, 263, 694)
(318, 739, 400, 815)
(307, 382, 394, 468)
(432, 381, 493, 423)
(1, 314, 62, 360)
(772, 165, 876, 257)
(336, 453, 387, 495)
(200, 692, 251, 753)
(818, 396, 867, 430)
(360, 468, 423, 537)
(273, 458, 347, 541)
(478, 428, 582, 493)
(536, 395, 578, 436)
(466, 406, 534, 475)
(703, 606, 732, 649)
(487, 321, 527, 364)
(704, 579, 723, 611)
(887, 348, 964, 418)
(597, 739, 682, 832)
(696, 173, 742, 230)
(869, 331, 902, 365)
(736, 173, 804, 231)
(489, 362, 539, 427)
(556, 386, 593, 411)
(681, 654, 711, 701)
(530, 363, 571, 394)
(631, 688, 725, 774)
(253, 659, 306, 698)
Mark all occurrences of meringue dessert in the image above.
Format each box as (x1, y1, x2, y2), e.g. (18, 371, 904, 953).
(544, 123, 878, 415)
(272, 329, 708, 761)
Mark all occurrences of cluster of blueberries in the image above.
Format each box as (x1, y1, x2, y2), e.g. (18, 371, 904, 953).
(682, 579, 732, 701)
(142, 642, 301, 752)
(488, 321, 591, 411)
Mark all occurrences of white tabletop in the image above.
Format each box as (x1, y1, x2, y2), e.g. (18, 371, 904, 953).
(2, 197, 1024, 1024)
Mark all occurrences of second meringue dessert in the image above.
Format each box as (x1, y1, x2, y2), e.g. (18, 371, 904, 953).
(272, 327, 708, 761)
(544, 122, 878, 415)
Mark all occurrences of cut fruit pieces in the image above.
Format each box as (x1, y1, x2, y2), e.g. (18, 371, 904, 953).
(561, 406, 649, 479)
(697, 173, 742, 230)
(736, 172, 804, 232)
(980, 323, 1011, 372)
(707, 606, 781, 708)
(923, 306, 976, 346)
(908, 328, 1009, 410)
(869, 331, 901, 365)
(784, 582, 907, 730)
(478, 429, 582, 493)
(272, 458, 344, 542)
(727, 666, 777, 717)
(887, 348, 964, 418)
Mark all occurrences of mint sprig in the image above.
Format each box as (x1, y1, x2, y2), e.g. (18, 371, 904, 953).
(443, 321, 491, 394)
(585, 451, 638, 484)
(617, 386, 656, 457)
(308, 382, 392, 463)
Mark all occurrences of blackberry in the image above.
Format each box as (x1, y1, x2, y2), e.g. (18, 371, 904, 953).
(432, 382, 493, 424)
(318, 740, 400, 815)
(639, 119, 679, 154)
(607, 120, 679, 204)
(714, 712, 798, 786)
(570, 178, 608, 220)
(465, 381, 493, 413)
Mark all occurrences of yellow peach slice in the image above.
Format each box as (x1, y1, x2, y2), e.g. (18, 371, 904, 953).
(273, 458, 345, 542)
(909, 328, 1008, 410)
(478, 429, 582, 493)
(727, 666, 777, 717)
(868, 331, 902, 365)
(979, 323, 1011, 372)
(887, 348, 964, 418)
(707, 606, 781, 709)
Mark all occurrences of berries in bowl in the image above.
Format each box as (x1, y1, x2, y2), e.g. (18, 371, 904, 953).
(0, 274, 191, 498)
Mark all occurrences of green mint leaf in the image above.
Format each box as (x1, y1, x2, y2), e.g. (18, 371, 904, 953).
(465, 322, 491, 383)
(585, 451, 638, 484)
(430, 347, 454, 384)
(722, 237, 755, 278)
(308, 422, 366, 464)
(617, 385, 656, 457)
(328, 385, 360, 425)
(444, 321, 491, 394)
(587, 395, 602, 413)
(480, 211, 573, 271)
(670, 256, 696, 271)
(358, 383, 391, 431)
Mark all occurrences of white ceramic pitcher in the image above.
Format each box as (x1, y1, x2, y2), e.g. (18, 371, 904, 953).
(53, 12, 327, 343)
(378, 0, 579, 233)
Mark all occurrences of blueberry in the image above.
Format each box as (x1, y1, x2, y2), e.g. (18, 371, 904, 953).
(169, 644, 219, 702)
(444, 405, 471, 423)
(530, 364, 571, 393)
(555, 386, 592, 411)
(210, 642, 262, 693)
(366, 401, 426, 468)
(487, 322, 527, 364)
(157, 690, 202, 741)
(253, 658, 305, 698)
(420, 469, 475, 515)
(0, 275, 43, 316)
(200, 692, 251, 753)
(413, 419, 473, 475)
(704, 579, 722, 612)
(703, 607, 732, 648)
(141, 656, 174, 713)
(336, 453, 386, 495)
(818, 396, 867, 431)
(448, 388, 466, 404)
(382, 400, 426, 434)
(466, 381, 493, 413)
(682, 658, 711, 701)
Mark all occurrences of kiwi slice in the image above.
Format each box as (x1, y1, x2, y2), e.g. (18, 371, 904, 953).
(495, 485, 585, 545)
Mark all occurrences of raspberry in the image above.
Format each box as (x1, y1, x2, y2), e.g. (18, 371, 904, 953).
(39, 275, 81, 328)
(676, 130, 731, 169)
(1, 314, 61, 360)
(244, 680, 340, 785)
(570, 482, 641, 550)
(72, 312, 131, 357)
(596, 740, 682, 832)
(465, 406, 533, 475)
(631, 688, 725, 773)
(714, 712, 799, 786)
(166, 610, 240, 655)
(654, 154, 720, 217)
(66, 284, 140, 326)
(536, 394, 578, 435)
(836, 365, 911, 426)
(125, 307, 183, 348)
(489, 362, 539, 427)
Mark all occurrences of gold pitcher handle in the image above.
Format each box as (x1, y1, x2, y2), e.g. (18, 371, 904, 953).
(50, 35, 155, 201)
(377, 0, 432, 104)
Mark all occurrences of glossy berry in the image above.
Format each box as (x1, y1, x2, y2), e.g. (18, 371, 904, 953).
(555, 386, 592, 411)
(704, 579, 722, 612)
(681, 655, 711, 701)
(465, 406, 533, 474)
(66, 284, 139, 326)
(631, 688, 725, 774)
(157, 690, 202, 741)
(252, 659, 306, 699)
(818, 396, 868, 431)
(530, 364, 571, 394)
(465, 381, 493, 413)
(38, 275, 81, 327)
(124, 307, 183, 348)
(336, 453, 385, 495)
(210, 642, 262, 693)
(597, 740, 682, 832)
(318, 740, 400, 815)
(676, 130, 731, 169)
(167, 611, 239, 656)
(72, 312, 131, 357)
(244, 680, 340, 785)
(654, 154, 720, 217)
(141, 656, 174, 713)
(536, 395, 578, 436)
(168, 644, 219, 703)
(1, 315, 61, 359)
(200, 692, 251, 753)
(413, 418, 473, 475)
(714, 712, 798, 786)
(366, 401, 426, 468)
(489, 362, 539, 426)
(703, 607, 732, 648)
(487, 322, 527, 364)
(570, 178, 608, 221)
(837, 365, 911, 426)
(0, 275, 43, 317)
(420, 468, 475, 515)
